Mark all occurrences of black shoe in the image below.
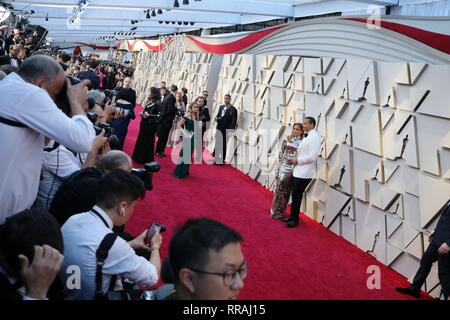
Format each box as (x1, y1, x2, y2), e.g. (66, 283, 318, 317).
(281, 217, 292, 222)
(396, 287, 420, 298)
(285, 220, 298, 228)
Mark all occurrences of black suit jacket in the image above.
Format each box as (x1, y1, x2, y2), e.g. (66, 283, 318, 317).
(199, 106, 211, 127)
(161, 93, 177, 122)
(216, 104, 238, 131)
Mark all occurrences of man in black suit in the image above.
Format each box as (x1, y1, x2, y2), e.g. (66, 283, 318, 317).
(202, 90, 209, 107)
(214, 94, 237, 165)
(78, 59, 100, 90)
(396, 199, 450, 299)
(155, 84, 178, 157)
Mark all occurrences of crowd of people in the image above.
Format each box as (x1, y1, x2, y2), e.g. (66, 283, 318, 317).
(0, 25, 448, 300)
(0, 43, 248, 300)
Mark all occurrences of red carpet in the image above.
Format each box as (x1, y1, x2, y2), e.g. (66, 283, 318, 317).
(123, 110, 428, 300)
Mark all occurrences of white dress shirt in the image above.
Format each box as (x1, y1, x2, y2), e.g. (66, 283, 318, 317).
(60, 206, 158, 300)
(293, 129, 321, 179)
(0, 73, 95, 223)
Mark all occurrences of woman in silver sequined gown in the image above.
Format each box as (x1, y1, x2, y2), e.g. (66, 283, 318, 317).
(270, 123, 304, 220)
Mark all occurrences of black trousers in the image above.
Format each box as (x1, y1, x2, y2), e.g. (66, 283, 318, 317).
(214, 128, 228, 164)
(155, 118, 173, 154)
(289, 177, 312, 222)
(410, 243, 450, 299)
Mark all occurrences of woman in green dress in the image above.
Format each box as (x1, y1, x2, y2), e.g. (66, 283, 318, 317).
(173, 103, 201, 179)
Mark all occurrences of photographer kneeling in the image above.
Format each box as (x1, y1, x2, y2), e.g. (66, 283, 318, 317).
(60, 170, 162, 300)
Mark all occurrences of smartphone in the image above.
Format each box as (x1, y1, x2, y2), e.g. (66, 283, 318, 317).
(145, 222, 161, 247)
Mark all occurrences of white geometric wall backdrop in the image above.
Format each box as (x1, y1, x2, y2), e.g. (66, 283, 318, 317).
(134, 49, 450, 298)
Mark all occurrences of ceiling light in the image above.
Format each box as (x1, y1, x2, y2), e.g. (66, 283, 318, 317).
(151, 9, 156, 17)
(174, 0, 180, 8)
(157, 9, 163, 14)
(146, 10, 150, 19)
(183, 0, 189, 4)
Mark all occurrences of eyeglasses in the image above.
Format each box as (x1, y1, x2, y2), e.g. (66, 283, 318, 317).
(189, 261, 248, 288)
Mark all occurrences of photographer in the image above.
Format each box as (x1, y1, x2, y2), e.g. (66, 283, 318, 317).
(165, 218, 246, 300)
(132, 87, 162, 164)
(0, 55, 95, 223)
(60, 170, 162, 300)
(0, 210, 64, 300)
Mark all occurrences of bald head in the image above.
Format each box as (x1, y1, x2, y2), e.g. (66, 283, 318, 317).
(98, 151, 132, 173)
(18, 55, 64, 84)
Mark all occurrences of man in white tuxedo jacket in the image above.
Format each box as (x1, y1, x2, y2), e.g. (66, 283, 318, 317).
(283, 117, 321, 228)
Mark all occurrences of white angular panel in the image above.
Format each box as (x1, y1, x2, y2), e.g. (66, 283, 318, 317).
(394, 63, 411, 85)
(355, 201, 387, 264)
(387, 243, 404, 266)
(368, 180, 400, 211)
(403, 193, 421, 229)
(377, 62, 405, 105)
(352, 105, 382, 156)
(386, 215, 402, 238)
(388, 222, 404, 249)
(342, 217, 356, 245)
(390, 253, 420, 283)
(405, 234, 423, 260)
(416, 114, 450, 176)
(324, 186, 351, 229)
(327, 144, 352, 195)
(418, 173, 450, 228)
(347, 59, 378, 105)
(353, 149, 382, 202)
(441, 148, 450, 180)
(414, 64, 450, 119)
(303, 57, 322, 74)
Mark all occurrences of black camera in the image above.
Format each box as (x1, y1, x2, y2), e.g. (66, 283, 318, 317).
(55, 76, 81, 116)
(87, 112, 98, 124)
(104, 89, 119, 103)
(131, 162, 160, 191)
(93, 122, 121, 150)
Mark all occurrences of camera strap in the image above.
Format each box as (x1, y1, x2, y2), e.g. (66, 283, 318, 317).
(0, 116, 27, 128)
(94, 232, 119, 300)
